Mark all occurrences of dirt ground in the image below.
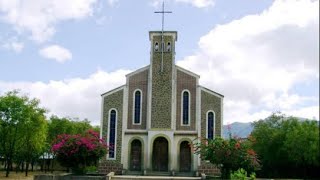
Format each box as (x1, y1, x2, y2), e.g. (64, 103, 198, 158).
(0, 171, 60, 180)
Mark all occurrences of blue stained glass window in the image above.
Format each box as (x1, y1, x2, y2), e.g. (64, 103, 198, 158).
(109, 110, 116, 158)
(134, 91, 141, 124)
(208, 112, 214, 139)
(182, 91, 189, 125)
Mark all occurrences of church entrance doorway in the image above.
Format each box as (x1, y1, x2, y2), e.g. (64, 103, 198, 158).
(179, 141, 191, 172)
(130, 139, 142, 171)
(152, 137, 168, 171)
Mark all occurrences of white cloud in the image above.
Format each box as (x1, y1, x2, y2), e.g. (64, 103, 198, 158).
(176, 0, 214, 8)
(39, 45, 72, 63)
(177, 0, 319, 123)
(0, 0, 98, 43)
(2, 41, 24, 53)
(151, 0, 214, 8)
(0, 69, 131, 125)
(107, 0, 119, 7)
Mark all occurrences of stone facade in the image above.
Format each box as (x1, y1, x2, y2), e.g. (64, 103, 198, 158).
(99, 88, 123, 174)
(150, 35, 174, 129)
(200, 89, 222, 138)
(99, 31, 224, 176)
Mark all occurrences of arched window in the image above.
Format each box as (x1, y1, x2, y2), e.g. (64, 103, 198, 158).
(108, 109, 117, 159)
(182, 90, 190, 125)
(167, 42, 171, 52)
(207, 111, 215, 139)
(133, 90, 142, 124)
(154, 42, 159, 51)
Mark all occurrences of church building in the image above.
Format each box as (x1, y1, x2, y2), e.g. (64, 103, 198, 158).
(99, 31, 223, 176)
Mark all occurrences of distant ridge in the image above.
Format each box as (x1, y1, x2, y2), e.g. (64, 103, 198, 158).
(223, 122, 253, 138)
(222, 117, 319, 139)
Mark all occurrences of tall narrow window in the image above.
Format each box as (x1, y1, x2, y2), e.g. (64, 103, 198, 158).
(167, 42, 171, 52)
(182, 90, 190, 125)
(133, 90, 142, 124)
(108, 109, 117, 159)
(207, 111, 215, 139)
(154, 42, 159, 51)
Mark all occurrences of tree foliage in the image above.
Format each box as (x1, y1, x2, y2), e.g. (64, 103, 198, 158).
(0, 90, 47, 177)
(193, 136, 260, 178)
(251, 112, 320, 178)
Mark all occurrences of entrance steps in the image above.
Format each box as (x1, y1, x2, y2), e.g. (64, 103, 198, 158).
(109, 175, 201, 180)
(108, 171, 202, 180)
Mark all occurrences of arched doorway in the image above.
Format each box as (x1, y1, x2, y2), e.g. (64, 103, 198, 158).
(130, 139, 142, 171)
(179, 141, 191, 172)
(152, 137, 168, 171)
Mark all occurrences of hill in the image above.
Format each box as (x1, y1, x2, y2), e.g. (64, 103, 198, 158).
(222, 122, 253, 138)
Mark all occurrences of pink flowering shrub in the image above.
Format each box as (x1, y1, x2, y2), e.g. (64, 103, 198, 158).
(193, 136, 260, 178)
(52, 130, 107, 173)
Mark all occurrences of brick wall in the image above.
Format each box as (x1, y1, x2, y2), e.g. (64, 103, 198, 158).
(198, 162, 221, 176)
(176, 69, 197, 131)
(98, 161, 123, 175)
(127, 68, 148, 130)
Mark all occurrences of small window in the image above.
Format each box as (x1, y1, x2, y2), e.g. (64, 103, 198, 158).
(207, 111, 214, 139)
(182, 90, 190, 125)
(154, 42, 159, 51)
(133, 90, 142, 124)
(167, 42, 171, 52)
(108, 109, 117, 159)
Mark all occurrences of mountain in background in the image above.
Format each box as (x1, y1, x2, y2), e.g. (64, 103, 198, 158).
(222, 117, 319, 139)
(222, 122, 253, 138)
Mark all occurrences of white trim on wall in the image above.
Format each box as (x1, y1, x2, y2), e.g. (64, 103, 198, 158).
(132, 89, 143, 125)
(107, 108, 118, 160)
(121, 85, 128, 164)
(125, 66, 149, 78)
(181, 89, 191, 126)
(199, 86, 224, 99)
(206, 110, 215, 139)
(171, 65, 177, 130)
(220, 98, 223, 137)
(100, 95, 105, 139)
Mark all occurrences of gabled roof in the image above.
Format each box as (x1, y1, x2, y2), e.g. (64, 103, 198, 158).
(176, 65, 200, 78)
(101, 85, 125, 97)
(199, 85, 224, 98)
(125, 65, 149, 78)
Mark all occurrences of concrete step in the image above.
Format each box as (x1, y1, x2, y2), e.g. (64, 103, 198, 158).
(110, 175, 202, 180)
(126, 171, 143, 176)
(146, 171, 171, 176)
(175, 172, 195, 177)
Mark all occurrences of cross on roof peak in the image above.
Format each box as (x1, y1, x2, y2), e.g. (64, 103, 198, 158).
(154, 1, 172, 33)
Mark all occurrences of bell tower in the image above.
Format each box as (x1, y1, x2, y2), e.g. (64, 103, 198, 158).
(149, 31, 177, 129)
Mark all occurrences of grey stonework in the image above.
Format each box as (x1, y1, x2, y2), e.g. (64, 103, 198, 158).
(100, 31, 224, 175)
(200, 90, 222, 138)
(127, 68, 148, 130)
(151, 35, 174, 129)
(176, 69, 197, 131)
(101, 89, 123, 165)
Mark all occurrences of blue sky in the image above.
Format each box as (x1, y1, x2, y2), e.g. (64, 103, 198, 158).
(0, 0, 319, 125)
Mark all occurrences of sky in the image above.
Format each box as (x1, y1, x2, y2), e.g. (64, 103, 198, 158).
(0, 0, 319, 125)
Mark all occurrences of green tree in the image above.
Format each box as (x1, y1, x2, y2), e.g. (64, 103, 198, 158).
(15, 99, 47, 176)
(251, 113, 320, 178)
(45, 116, 98, 172)
(0, 91, 47, 177)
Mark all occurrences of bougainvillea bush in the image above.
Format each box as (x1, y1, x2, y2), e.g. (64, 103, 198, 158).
(193, 136, 260, 178)
(52, 130, 107, 174)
